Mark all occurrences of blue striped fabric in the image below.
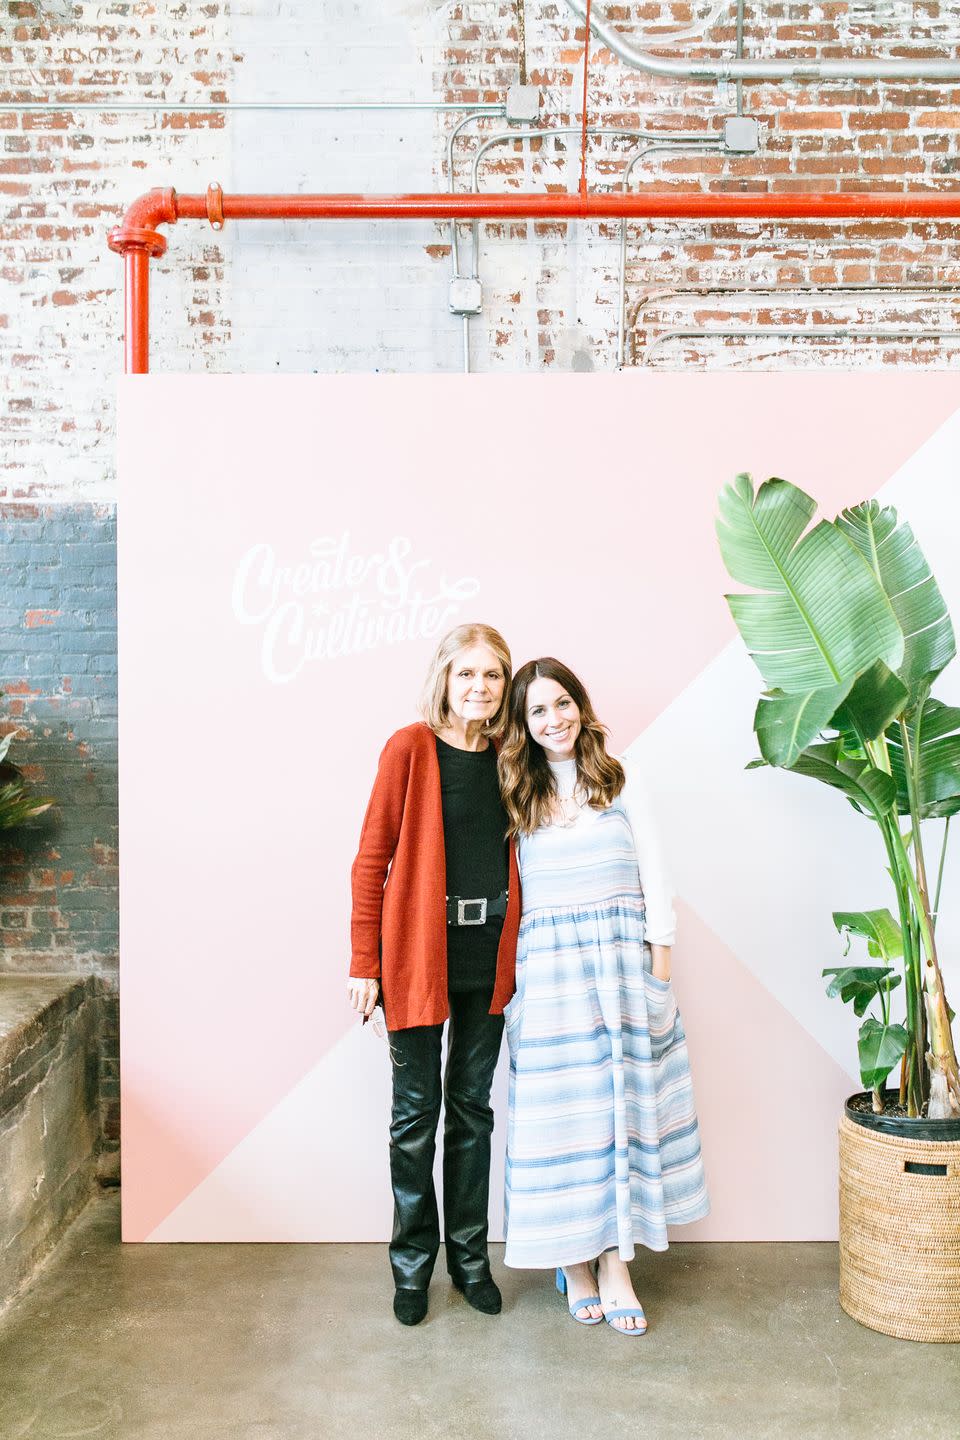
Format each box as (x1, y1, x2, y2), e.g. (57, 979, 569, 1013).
(503, 799, 709, 1269)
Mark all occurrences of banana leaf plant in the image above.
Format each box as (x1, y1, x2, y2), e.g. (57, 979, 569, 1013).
(717, 476, 960, 1118)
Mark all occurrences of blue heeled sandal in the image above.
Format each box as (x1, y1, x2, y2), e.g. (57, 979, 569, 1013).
(603, 1304, 648, 1337)
(556, 1267, 603, 1326)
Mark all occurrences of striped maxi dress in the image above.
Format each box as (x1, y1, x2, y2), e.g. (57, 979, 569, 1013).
(503, 788, 709, 1269)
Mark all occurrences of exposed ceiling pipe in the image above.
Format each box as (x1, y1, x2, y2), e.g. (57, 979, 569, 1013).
(565, 0, 960, 81)
(641, 326, 960, 364)
(626, 283, 960, 366)
(2, 100, 507, 113)
(108, 186, 960, 373)
(734, 0, 745, 114)
(115, 190, 960, 227)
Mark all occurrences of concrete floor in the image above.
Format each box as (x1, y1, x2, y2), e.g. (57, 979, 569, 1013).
(0, 1194, 957, 1440)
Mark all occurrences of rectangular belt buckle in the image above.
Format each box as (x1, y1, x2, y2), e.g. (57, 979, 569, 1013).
(457, 897, 487, 926)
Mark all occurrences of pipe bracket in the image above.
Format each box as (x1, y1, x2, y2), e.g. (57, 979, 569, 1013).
(206, 182, 225, 232)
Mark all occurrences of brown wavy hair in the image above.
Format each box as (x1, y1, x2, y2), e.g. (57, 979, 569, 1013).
(499, 658, 625, 837)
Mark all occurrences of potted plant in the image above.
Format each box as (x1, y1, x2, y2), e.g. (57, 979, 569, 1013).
(716, 474, 960, 1342)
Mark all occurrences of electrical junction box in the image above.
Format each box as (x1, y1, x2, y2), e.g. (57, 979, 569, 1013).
(506, 84, 540, 124)
(723, 115, 760, 153)
(449, 277, 483, 315)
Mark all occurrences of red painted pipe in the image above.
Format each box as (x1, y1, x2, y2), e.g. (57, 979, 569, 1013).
(123, 249, 151, 374)
(108, 185, 960, 372)
(108, 190, 172, 374)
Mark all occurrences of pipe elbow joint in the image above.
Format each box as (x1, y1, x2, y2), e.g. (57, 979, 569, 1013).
(107, 187, 178, 258)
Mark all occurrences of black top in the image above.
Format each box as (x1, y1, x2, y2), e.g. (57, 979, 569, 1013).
(436, 735, 508, 994)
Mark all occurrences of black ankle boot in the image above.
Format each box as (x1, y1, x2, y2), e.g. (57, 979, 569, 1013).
(453, 1276, 502, 1315)
(393, 1288, 429, 1326)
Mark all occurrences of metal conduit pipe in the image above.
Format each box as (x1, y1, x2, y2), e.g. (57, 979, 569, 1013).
(630, 282, 960, 319)
(627, 283, 960, 365)
(448, 110, 507, 280)
(735, 0, 745, 115)
(641, 326, 960, 364)
(447, 111, 509, 375)
(467, 127, 720, 280)
(108, 187, 960, 373)
(615, 140, 726, 368)
(566, 0, 960, 81)
(462, 125, 715, 370)
(2, 100, 507, 113)
(464, 127, 721, 372)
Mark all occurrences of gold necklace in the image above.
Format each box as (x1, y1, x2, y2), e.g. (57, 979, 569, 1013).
(553, 790, 585, 828)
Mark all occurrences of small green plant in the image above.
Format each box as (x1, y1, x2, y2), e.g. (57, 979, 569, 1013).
(0, 729, 54, 831)
(717, 476, 960, 1119)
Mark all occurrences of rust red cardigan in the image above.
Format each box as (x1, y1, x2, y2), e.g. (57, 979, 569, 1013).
(350, 722, 520, 1031)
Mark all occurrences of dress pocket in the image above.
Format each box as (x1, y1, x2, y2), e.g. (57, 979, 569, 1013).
(642, 970, 677, 1040)
(644, 970, 671, 991)
(502, 991, 524, 1050)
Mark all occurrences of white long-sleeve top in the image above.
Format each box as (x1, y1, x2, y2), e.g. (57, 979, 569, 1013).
(548, 755, 677, 947)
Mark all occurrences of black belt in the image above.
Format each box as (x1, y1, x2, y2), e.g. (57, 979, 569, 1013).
(446, 890, 508, 927)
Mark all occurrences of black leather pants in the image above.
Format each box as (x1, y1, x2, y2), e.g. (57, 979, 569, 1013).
(387, 988, 504, 1291)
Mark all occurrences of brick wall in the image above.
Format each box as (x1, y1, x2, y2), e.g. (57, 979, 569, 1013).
(1, 504, 118, 1156)
(5, 2, 960, 477)
(3, 0, 960, 1169)
(437, 2, 960, 369)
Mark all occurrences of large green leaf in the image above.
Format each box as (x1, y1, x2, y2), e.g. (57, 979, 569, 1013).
(832, 909, 904, 962)
(823, 965, 902, 1018)
(719, 477, 904, 690)
(787, 740, 898, 819)
(886, 697, 960, 819)
(718, 476, 904, 763)
(858, 1017, 910, 1091)
(832, 660, 910, 744)
(754, 683, 851, 768)
(836, 501, 955, 700)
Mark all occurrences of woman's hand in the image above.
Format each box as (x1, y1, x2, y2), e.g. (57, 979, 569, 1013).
(348, 977, 380, 1018)
(650, 944, 671, 983)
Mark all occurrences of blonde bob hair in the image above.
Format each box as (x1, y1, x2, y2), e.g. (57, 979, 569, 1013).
(420, 623, 513, 735)
(499, 657, 625, 836)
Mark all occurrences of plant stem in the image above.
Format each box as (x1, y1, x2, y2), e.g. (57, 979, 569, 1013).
(877, 810, 922, 1115)
(893, 720, 933, 1109)
(899, 718, 937, 936)
(885, 810, 960, 1116)
(850, 721, 923, 1114)
(934, 816, 951, 926)
(912, 913, 927, 1112)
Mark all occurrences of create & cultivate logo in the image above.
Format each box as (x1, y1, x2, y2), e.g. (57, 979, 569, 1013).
(231, 533, 480, 684)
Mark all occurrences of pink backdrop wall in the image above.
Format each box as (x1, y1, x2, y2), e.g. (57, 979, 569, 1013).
(117, 374, 960, 1242)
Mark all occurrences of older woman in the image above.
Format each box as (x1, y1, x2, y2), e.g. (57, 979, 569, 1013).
(499, 658, 709, 1336)
(348, 623, 520, 1326)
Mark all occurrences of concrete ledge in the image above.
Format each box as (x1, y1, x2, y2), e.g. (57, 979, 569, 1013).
(0, 975, 100, 1311)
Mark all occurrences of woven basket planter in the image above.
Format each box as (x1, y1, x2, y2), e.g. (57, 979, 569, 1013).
(839, 1099, 960, 1342)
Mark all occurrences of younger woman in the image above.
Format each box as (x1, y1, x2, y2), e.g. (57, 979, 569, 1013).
(499, 658, 708, 1335)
